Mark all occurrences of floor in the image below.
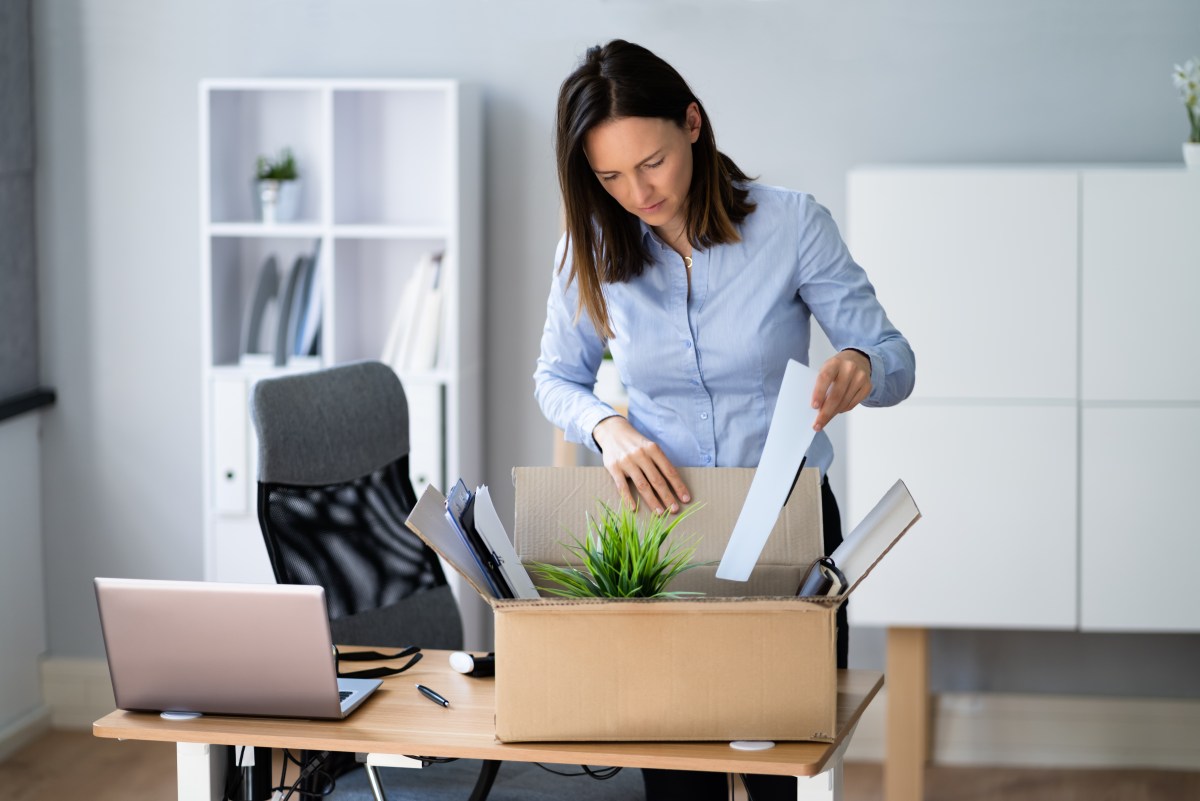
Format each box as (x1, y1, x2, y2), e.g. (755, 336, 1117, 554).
(3, 730, 1199, 801)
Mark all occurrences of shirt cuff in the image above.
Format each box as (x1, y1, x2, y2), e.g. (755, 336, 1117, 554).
(572, 403, 620, 455)
(850, 347, 886, 405)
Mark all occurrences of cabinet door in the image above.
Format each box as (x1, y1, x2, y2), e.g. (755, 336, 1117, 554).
(406, 382, 445, 495)
(1081, 170, 1200, 402)
(212, 377, 248, 515)
(1080, 407, 1200, 632)
(845, 404, 1077, 629)
(846, 168, 1079, 401)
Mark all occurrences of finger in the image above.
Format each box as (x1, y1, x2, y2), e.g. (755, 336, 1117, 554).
(810, 362, 837, 409)
(652, 453, 691, 508)
(814, 367, 854, 430)
(629, 449, 677, 514)
(627, 463, 670, 515)
(606, 465, 635, 510)
(638, 447, 687, 512)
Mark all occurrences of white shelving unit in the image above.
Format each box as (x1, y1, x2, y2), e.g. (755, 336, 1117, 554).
(843, 165, 1200, 633)
(199, 79, 483, 586)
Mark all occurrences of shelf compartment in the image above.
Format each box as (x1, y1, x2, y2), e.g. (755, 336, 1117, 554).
(208, 235, 325, 368)
(207, 88, 326, 225)
(333, 87, 453, 227)
(328, 236, 447, 367)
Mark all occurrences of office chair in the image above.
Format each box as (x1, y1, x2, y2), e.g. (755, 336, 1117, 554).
(250, 360, 500, 801)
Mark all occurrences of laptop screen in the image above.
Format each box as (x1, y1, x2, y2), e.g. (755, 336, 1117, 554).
(94, 578, 375, 720)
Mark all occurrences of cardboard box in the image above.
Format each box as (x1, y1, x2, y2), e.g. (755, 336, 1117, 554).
(406, 466, 917, 744)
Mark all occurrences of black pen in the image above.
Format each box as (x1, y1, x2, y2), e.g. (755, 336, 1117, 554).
(416, 683, 450, 707)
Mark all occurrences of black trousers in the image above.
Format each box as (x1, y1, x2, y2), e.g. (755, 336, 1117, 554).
(641, 476, 848, 801)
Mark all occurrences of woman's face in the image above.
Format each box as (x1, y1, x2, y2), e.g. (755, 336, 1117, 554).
(583, 103, 702, 237)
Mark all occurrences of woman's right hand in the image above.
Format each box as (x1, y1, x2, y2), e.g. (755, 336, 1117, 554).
(592, 416, 691, 514)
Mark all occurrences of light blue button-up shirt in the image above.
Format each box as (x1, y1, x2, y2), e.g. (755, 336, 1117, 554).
(534, 183, 915, 476)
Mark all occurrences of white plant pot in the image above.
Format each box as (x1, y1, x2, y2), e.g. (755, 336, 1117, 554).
(1184, 142, 1200, 169)
(257, 179, 302, 223)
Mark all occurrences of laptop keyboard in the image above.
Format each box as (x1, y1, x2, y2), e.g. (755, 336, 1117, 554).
(339, 690, 352, 701)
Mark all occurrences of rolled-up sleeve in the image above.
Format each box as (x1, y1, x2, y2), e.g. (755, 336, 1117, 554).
(795, 197, 916, 407)
(533, 236, 618, 453)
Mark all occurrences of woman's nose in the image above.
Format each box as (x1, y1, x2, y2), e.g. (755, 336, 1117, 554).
(631, 175, 653, 205)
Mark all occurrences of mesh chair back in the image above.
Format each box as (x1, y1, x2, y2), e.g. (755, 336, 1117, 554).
(250, 361, 462, 650)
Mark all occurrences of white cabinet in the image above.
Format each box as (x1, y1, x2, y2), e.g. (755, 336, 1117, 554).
(845, 165, 1199, 633)
(1081, 408, 1200, 631)
(847, 169, 1079, 401)
(846, 404, 1077, 629)
(199, 79, 482, 584)
(1080, 170, 1200, 402)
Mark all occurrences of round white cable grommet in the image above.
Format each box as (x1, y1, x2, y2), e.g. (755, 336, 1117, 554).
(729, 740, 775, 751)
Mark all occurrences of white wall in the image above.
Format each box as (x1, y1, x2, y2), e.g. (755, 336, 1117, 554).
(0, 415, 50, 753)
(31, 1, 1200, 693)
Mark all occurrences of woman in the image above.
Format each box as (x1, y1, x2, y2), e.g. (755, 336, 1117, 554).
(534, 39, 915, 800)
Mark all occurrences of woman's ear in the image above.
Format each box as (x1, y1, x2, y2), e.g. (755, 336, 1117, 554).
(685, 102, 702, 143)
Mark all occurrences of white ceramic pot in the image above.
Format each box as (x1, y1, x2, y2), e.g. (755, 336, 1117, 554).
(1183, 142, 1200, 169)
(257, 179, 302, 223)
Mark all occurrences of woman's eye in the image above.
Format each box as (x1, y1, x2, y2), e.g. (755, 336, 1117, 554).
(600, 174, 618, 182)
(645, 159, 664, 169)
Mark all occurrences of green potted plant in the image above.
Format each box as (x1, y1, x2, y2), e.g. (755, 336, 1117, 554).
(255, 147, 301, 223)
(1172, 57, 1200, 167)
(528, 500, 709, 598)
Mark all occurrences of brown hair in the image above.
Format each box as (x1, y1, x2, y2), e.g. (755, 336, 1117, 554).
(555, 39, 756, 339)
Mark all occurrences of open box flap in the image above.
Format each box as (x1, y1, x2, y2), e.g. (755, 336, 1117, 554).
(833, 479, 922, 598)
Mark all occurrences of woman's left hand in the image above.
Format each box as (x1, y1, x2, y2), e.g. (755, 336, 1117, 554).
(811, 349, 872, 432)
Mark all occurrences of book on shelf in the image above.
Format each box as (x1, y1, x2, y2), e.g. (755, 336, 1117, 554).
(239, 254, 280, 363)
(237, 240, 322, 368)
(381, 251, 444, 375)
(293, 239, 323, 360)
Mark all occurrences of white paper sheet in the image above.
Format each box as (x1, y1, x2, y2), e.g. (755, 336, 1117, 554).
(715, 359, 820, 582)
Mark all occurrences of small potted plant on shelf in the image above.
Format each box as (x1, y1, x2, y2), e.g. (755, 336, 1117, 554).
(255, 147, 301, 223)
(528, 500, 709, 598)
(1172, 57, 1200, 167)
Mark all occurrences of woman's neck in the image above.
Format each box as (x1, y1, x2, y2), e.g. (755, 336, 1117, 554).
(653, 221, 691, 258)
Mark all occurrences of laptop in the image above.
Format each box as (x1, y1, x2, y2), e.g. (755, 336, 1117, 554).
(94, 577, 382, 720)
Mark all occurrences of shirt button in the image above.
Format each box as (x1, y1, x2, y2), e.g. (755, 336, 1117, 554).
(703, 455, 712, 465)
(690, 380, 699, 387)
(700, 412, 709, 420)
(685, 341, 692, 349)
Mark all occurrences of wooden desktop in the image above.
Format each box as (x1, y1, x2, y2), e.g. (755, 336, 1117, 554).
(93, 649, 882, 801)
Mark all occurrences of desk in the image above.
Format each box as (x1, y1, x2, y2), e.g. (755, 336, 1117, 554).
(94, 649, 882, 801)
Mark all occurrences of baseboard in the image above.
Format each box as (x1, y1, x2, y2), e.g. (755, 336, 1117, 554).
(845, 689, 1200, 770)
(37, 659, 1200, 770)
(0, 705, 51, 762)
(40, 658, 115, 730)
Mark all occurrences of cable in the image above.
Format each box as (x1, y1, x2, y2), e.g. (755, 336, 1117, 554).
(739, 774, 757, 801)
(223, 745, 246, 801)
(275, 751, 337, 800)
(533, 763, 623, 780)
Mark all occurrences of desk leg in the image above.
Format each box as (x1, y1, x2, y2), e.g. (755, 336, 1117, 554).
(794, 719, 856, 801)
(176, 742, 227, 801)
(885, 627, 929, 801)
